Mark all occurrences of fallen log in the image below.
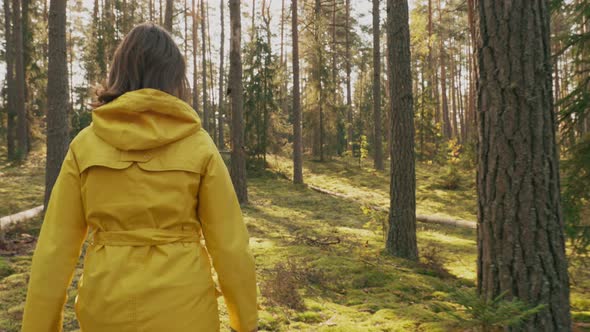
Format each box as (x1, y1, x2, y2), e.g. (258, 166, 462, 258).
(0, 205, 44, 229)
(307, 183, 476, 229)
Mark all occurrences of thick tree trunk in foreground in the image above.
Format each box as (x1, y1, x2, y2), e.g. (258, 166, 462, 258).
(292, 0, 303, 184)
(45, 0, 70, 208)
(386, 0, 418, 261)
(229, 0, 248, 203)
(476, 1, 572, 330)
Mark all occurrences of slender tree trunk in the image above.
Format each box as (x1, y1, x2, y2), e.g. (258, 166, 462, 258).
(466, 0, 477, 142)
(427, 0, 440, 128)
(314, 0, 324, 161)
(373, 0, 383, 170)
(184, 0, 188, 59)
(159, 0, 163, 26)
(437, 0, 451, 139)
(201, 0, 209, 132)
(280, 0, 288, 134)
(3, 0, 16, 159)
(218, 0, 225, 148)
(164, 0, 173, 31)
(45, 0, 70, 207)
(292, 0, 303, 184)
(386, 0, 418, 261)
(345, 0, 353, 152)
(192, 0, 200, 116)
(206, 2, 216, 140)
(450, 45, 458, 139)
(149, 0, 153, 21)
(229, 0, 248, 203)
(68, 25, 74, 113)
(476, 1, 572, 330)
(13, 0, 27, 159)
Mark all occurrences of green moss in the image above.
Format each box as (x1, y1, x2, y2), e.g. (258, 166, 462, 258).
(0, 258, 15, 280)
(0, 149, 587, 331)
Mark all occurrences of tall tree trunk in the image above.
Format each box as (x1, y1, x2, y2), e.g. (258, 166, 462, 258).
(345, 0, 353, 152)
(438, 0, 451, 139)
(159, 0, 163, 25)
(466, 0, 477, 142)
(164, 0, 173, 31)
(476, 1, 572, 330)
(386, 0, 418, 261)
(314, 0, 324, 161)
(450, 45, 458, 139)
(149, 0, 154, 21)
(201, 0, 209, 132)
(218, 0, 225, 148)
(279, 0, 288, 135)
(229, 0, 248, 203)
(292, 0, 303, 184)
(427, 0, 440, 128)
(373, 0, 383, 170)
(192, 0, 200, 118)
(184, 0, 188, 59)
(68, 25, 74, 114)
(13, 0, 27, 159)
(45, 0, 70, 207)
(206, 1, 216, 140)
(4, 0, 16, 160)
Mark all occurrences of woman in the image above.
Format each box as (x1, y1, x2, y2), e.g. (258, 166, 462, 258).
(21, 23, 258, 332)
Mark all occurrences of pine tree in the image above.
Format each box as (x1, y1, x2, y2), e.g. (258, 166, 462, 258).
(476, 1, 572, 329)
(45, 0, 70, 207)
(386, 0, 418, 261)
(229, 0, 248, 203)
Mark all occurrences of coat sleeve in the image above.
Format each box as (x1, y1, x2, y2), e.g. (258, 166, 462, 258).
(21, 148, 88, 332)
(198, 146, 258, 332)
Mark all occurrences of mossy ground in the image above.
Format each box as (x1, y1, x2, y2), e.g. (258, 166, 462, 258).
(0, 151, 588, 331)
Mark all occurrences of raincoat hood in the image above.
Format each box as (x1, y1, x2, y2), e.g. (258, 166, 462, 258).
(92, 88, 201, 151)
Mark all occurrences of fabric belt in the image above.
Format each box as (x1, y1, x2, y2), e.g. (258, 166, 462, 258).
(90, 228, 200, 246)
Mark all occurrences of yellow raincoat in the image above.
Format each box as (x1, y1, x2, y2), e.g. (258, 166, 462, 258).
(21, 89, 258, 332)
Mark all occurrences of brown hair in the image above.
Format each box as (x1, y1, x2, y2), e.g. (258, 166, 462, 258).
(94, 23, 189, 106)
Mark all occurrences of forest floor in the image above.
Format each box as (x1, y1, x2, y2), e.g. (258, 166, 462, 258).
(0, 146, 589, 331)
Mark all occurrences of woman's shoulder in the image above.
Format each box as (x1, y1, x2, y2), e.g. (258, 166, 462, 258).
(69, 125, 218, 174)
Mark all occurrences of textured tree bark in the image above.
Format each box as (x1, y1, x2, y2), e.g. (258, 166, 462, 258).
(373, 0, 383, 170)
(13, 0, 28, 159)
(292, 0, 304, 185)
(3, 0, 16, 160)
(164, 0, 173, 31)
(386, 0, 418, 261)
(201, 0, 209, 132)
(476, 1, 572, 330)
(45, 0, 70, 208)
(217, 0, 225, 148)
(229, 0, 248, 203)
